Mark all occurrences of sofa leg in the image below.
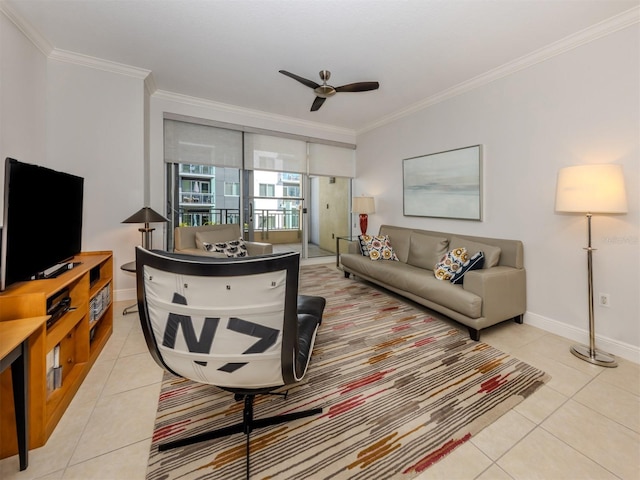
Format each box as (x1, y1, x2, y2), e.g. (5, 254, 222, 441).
(468, 328, 480, 341)
(513, 315, 524, 324)
(344, 271, 351, 278)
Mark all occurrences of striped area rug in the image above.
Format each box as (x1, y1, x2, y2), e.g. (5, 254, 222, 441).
(147, 264, 549, 479)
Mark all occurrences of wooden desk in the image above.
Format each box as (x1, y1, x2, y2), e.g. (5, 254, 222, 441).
(0, 316, 48, 471)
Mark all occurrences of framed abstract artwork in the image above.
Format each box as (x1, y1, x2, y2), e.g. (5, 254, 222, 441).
(403, 145, 482, 221)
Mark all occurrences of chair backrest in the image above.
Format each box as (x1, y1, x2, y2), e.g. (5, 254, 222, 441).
(136, 248, 302, 390)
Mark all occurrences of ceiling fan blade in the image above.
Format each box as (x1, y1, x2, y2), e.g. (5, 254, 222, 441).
(279, 70, 320, 89)
(310, 96, 326, 111)
(335, 81, 380, 93)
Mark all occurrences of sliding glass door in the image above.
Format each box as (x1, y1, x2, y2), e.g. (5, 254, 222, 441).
(164, 117, 355, 258)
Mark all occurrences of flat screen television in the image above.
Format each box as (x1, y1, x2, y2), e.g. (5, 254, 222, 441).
(1, 158, 84, 291)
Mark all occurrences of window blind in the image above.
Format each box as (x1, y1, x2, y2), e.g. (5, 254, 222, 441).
(308, 143, 355, 177)
(243, 133, 308, 173)
(164, 119, 242, 167)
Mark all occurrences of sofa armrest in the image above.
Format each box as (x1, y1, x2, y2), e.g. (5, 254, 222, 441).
(463, 267, 526, 321)
(246, 241, 273, 255)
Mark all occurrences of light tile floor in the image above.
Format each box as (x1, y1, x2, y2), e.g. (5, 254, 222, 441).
(2, 269, 639, 480)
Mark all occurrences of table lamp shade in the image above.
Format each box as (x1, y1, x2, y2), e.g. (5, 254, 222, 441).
(555, 164, 628, 214)
(122, 207, 169, 224)
(352, 196, 375, 214)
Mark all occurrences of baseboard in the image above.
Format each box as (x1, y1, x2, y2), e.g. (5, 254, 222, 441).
(525, 312, 640, 365)
(114, 287, 136, 303)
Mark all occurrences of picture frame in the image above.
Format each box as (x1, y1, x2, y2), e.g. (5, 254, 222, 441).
(403, 145, 482, 221)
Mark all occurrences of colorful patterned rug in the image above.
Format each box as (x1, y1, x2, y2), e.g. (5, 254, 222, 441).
(146, 264, 549, 479)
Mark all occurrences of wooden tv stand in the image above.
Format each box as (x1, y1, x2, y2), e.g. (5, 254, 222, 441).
(0, 251, 113, 460)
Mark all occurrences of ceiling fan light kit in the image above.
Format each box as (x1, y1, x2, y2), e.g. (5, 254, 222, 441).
(279, 69, 379, 111)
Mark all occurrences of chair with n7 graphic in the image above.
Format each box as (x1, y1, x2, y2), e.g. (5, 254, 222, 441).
(135, 247, 325, 479)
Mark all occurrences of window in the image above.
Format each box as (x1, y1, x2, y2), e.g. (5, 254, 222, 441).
(259, 183, 275, 197)
(282, 185, 300, 197)
(224, 182, 240, 196)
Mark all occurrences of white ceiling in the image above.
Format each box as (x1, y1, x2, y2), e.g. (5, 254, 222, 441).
(4, 0, 638, 133)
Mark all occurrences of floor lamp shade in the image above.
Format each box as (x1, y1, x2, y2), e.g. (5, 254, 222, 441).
(352, 196, 375, 235)
(555, 164, 627, 367)
(555, 164, 628, 214)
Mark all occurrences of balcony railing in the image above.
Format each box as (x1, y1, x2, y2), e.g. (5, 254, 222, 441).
(179, 164, 215, 176)
(178, 208, 300, 232)
(180, 193, 214, 205)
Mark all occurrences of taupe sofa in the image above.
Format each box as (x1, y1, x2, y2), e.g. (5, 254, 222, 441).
(340, 225, 526, 340)
(174, 224, 273, 257)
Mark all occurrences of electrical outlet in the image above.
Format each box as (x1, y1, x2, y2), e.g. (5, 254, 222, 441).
(599, 293, 610, 307)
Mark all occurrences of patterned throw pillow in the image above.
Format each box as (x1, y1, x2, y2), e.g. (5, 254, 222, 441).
(450, 251, 485, 285)
(364, 235, 398, 261)
(358, 234, 371, 256)
(202, 237, 248, 257)
(434, 247, 469, 281)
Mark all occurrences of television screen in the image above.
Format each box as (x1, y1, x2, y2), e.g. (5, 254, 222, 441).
(1, 158, 84, 291)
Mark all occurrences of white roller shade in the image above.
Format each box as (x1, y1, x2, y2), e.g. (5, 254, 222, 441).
(309, 143, 355, 178)
(164, 119, 243, 167)
(244, 133, 307, 173)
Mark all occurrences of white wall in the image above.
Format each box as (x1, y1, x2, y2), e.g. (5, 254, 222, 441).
(46, 59, 146, 297)
(355, 25, 639, 362)
(0, 10, 47, 212)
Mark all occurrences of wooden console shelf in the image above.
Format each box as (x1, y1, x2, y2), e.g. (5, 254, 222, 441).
(0, 251, 113, 459)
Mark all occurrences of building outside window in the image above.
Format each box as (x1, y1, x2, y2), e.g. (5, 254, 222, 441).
(224, 182, 239, 196)
(259, 183, 275, 197)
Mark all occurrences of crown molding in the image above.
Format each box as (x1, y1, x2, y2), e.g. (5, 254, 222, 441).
(49, 49, 151, 80)
(144, 73, 157, 95)
(359, 6, 640, 135)
(0, 0, 53, 56)
(153, 90, 357, 140)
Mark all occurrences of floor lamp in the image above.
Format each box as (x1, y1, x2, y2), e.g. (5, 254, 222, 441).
(555, 164, 628, 367)
(352, 196, 375, 236)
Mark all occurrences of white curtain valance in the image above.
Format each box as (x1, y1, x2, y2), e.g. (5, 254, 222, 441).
(164, 119, 243, 167)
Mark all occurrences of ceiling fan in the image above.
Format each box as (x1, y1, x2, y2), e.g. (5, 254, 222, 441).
(279, 69, 379, 111)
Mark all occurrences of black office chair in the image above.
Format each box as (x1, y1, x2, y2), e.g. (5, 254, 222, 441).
(135, 247, 325, 479)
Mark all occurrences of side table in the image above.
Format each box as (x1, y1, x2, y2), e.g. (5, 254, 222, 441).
(120, 261, 137, 315)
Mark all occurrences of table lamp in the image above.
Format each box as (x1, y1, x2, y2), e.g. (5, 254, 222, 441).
(352, 196, 375, 236)
(121, 207, 169, 250)
(555, 164, 627, 367)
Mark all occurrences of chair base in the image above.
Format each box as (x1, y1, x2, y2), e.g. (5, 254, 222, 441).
(158, 394, 322, 479)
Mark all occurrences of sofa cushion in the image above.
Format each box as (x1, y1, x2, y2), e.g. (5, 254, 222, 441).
(450, 251, 485, 285)
(379, 226, 411, 263)
(362, 235, 398, 261)
(407, 233, 449, 270)
(402, 267, 482, 319)
(195, 227, 239, 250)
(450, 236, 501, 268)
(203, 237, 249, 257)
(434, 248, 469, 281)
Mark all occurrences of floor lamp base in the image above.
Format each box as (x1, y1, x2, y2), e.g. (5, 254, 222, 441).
(570, 344, 617, 368)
